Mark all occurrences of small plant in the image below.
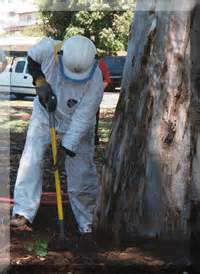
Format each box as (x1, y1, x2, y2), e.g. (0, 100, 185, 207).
(24, 239, 48, 257)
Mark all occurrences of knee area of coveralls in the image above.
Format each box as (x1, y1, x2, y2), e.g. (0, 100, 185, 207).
(65, 150, 97, 176)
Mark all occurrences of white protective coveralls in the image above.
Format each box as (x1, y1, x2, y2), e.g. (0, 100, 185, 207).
(12, 38, 104, 233)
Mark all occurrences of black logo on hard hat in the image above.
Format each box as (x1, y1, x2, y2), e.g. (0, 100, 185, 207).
(67, 99, 78, 108)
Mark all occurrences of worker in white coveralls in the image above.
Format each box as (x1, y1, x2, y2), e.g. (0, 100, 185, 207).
(0, 49, 7, 72)
(10, 35, 104, 238)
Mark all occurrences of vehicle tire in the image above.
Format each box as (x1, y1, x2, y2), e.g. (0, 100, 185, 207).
(14, 93, 25, 100)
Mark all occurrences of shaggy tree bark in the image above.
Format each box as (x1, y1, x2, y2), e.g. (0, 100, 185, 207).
(95, 0, 199, 243)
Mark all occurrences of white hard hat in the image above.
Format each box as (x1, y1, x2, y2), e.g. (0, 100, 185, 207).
(61, 35, 97, 81)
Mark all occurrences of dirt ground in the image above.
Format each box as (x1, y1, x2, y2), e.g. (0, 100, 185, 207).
(0, 99, 192, 273)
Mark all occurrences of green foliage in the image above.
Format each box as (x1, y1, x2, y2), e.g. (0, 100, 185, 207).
(65, 26, 84, 39)
(36, 0, 134, 54)
(35, 0, 135, 11)
(35, 240, 48, 257)
(97, 11, 132, 54)
(73, 11, 106, 35)
(113, 11, 133, 46)
(99, 27, 124, 55)
(39, 11, 74, 39)
(24, 239, 48, 257)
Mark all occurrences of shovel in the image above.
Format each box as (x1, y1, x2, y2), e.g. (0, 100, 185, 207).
(47, 95, 73, 250)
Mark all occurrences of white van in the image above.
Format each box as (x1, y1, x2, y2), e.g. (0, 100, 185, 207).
(0, 56, 36, 99)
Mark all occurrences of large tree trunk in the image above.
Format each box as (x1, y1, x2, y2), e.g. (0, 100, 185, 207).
(95, 0, 199, 243)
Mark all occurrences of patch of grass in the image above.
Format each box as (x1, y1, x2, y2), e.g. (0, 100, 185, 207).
(99, 121, 112, 142)
(1, 99, 116, 141)
(0, 100, 32, 133)
(24, 239, 48, 257)
(0, 119, 29, 133)
(99, 108, 115, 142)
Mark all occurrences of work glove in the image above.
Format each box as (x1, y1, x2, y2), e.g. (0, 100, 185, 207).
(35, 77, 57, 112)
(35, 82, 51, 103)
(53, 144, 76, 172)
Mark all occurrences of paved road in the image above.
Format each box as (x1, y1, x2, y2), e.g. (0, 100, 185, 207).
(100, 92, 120, 108)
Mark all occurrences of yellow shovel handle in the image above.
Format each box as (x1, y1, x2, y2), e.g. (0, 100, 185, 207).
(50, 127, 64, 221)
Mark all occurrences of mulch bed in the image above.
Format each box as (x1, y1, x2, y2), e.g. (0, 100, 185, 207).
(0, 104, 193, 273)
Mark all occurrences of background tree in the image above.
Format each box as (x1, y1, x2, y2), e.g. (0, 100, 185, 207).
(95, 0, 199, 245)
(65, 11, 132, 55)
(36, 0, 133, 54)
(37, 11, 74, 39)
